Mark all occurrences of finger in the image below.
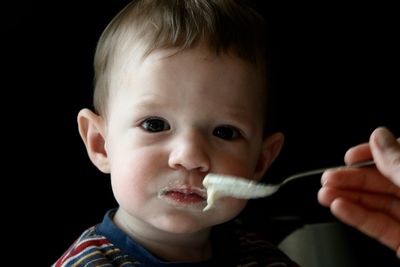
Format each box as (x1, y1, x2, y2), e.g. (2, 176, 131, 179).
(321, 168, 400, 197)
(344, 142, 372, 164)
(318, 187, 400, 220)
(330, 198, 400, 256)
(370, 127, 400, 187)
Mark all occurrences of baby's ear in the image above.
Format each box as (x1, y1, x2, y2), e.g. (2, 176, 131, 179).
(254, 132, 284, 181)
(77, 108, 110, 173)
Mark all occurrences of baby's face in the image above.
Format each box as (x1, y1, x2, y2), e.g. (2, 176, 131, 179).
(104, 44, 269, 236)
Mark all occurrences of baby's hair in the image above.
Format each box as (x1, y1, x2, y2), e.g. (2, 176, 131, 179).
(93, 0, 268, 119)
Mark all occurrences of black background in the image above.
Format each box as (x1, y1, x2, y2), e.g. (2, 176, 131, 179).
(3, 1, 399, 265)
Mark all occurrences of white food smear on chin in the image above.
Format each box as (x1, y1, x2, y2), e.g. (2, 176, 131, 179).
(202, 173, 277, 211)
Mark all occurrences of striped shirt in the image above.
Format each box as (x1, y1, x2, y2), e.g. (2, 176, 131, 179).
(52, 209, 299, 267)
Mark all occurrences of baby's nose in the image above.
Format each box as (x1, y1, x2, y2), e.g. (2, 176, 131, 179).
(168, 130, 210, 172)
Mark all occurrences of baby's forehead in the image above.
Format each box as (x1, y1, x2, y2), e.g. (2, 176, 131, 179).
(107, 43, 267, 106)
(113, 46, 265, 94)
(119, 42, 266, 75)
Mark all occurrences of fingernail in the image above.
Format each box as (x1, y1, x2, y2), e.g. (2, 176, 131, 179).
(321, 171, 329, 186)
(374, 127, 395, 150)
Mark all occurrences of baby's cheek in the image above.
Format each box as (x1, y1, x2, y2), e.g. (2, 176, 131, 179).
(216, 198, 248, 221)
(110, 169, 145, 204)
(228, 198, 247, 210)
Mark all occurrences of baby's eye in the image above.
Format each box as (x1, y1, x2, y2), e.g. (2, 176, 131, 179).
(141, 117, 170, 132)
(213, 125, 241, 140)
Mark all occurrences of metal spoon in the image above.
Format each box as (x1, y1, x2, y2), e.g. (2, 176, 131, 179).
(202, 160, 376, 210)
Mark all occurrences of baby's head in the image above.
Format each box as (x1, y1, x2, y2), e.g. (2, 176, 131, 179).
(79, 0, 284, 235)
(93, 0, 268, 121)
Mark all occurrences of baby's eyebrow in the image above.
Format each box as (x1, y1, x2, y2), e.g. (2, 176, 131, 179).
(217, 106, 259, 126)
(130, 95, 170, 110)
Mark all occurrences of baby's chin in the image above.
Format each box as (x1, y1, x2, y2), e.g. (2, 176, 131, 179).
(151, 204, 244, 235)
(150, 213, 214, 235)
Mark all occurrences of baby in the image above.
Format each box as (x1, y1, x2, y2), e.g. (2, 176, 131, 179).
(53, 0, 298, 266)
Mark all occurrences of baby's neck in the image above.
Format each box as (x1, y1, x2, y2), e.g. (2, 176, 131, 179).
(140, 234, 212, 262)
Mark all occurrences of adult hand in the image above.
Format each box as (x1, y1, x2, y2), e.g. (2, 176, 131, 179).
(318, 127, 400, 258)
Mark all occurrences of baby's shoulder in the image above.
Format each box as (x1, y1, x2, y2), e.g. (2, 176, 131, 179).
(52, 226, 139, 266)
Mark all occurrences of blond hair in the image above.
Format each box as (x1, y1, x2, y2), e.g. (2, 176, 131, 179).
(93, 0, 267, 117)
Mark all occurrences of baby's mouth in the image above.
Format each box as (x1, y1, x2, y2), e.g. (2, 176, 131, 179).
(159, 186, 207, 205)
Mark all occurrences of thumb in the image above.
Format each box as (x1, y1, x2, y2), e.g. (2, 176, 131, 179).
(370, 127, 400, 187)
